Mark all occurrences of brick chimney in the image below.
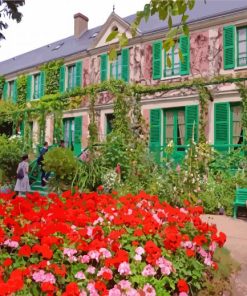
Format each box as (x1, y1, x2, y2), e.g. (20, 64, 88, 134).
(74, 13, 89, 38)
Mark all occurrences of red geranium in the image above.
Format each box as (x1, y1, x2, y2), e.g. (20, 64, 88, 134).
(177, 279, 189, 293)
(3, 258, 13, 267)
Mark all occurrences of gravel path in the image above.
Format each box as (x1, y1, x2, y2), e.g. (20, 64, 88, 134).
(202, 215, 247, 296)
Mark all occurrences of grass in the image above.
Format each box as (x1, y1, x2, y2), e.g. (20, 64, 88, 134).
(198, 247, 240, 295)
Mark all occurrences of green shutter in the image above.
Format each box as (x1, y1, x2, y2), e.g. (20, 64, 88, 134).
(121, 48, 129, 82)
(20, 121, 24, 137)
(180, 35, 190, 75)
(13, 80, 17, 103)
(74, 116, 82, 156)
(59, 65, 65, 93)
(223, 25, 235, 70)
(100, 54, 108, 82)
(149, 109, 161, 163)
(75, 61, 82, 87)
(152, 41, 162, 80)
(214, 102, 229, 151)
(26, 75, 32, 101)
(3, 82, 8, 100)
(39, 71, 45, 97)
(185, 105, 198, 143)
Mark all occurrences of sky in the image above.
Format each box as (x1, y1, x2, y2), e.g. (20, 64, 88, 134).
(0, 0, 147, 62)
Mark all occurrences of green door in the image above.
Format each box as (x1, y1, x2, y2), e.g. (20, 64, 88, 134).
(63, 116, 82, 156)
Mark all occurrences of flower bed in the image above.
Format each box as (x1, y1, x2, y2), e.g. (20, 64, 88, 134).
(0, 191, 226, 296)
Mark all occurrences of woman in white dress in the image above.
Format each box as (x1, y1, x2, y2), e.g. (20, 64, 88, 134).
(14, 154, 30, 196)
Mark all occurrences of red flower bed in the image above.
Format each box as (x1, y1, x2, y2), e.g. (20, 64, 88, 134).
(0, 191, 226, 295)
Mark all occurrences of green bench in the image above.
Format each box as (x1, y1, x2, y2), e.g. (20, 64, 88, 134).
(233, 188, 247, 219)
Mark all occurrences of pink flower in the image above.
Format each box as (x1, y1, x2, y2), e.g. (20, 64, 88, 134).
(179, 293, 188, 296)
(134, 254, 142, 261)
(81, 255, 90, 263)
(75, 271, 86, 280)
(142, 264, 156, 277)
(97, 267, 113, 277)
(4, 239, 19, 248)
(32, 270, 56, 284)
(99, 248, 112, 258)
(109, 288, 121, 296)
(135, 246, 145, 255)
(118, 262, 131, 276)
(79, 291, 87, 296)
(156, 257, 173, 275)
(86, 265, 96, 274)
(118, 280, 132, 290)
(143, 283, 156, 296)
(63, 248, 77, 257)
(87, 282, 99, 296)
(88, 250, 100, 262)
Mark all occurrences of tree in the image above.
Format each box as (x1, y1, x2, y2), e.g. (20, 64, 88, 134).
(0, 0, 25, 40)
(107, 0, 204, 65)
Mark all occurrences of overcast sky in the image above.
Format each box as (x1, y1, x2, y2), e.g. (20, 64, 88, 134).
(0, 0, 147, 62)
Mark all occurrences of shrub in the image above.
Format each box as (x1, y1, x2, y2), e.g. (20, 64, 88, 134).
(43, 147, 78, 192)
(0, 135, 23, 183)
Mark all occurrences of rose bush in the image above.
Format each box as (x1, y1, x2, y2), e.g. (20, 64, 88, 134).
(0, 191, 226, 296)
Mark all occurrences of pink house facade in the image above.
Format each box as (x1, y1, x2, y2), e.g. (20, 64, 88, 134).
(0, 1, 247, 156)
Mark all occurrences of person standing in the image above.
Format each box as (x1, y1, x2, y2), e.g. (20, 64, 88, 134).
(37, 141, 50, 186)
(14, 154, 30, 196)
(59, 140, 65, 148)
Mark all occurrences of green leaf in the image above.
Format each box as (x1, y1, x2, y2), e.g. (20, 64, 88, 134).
(188, 0, 196, 10)
(109, 48, 117, 61)
(144, 4, 150, 22)
(168, 15, 172, 29)
(183, 24, 189, 36)
(106, 31, 118, 42)
(178, 48, 184, 63)
(119, 33, 128, 47)
(159, 6, 168, 20)
(182, 14, 189, 23)
(167, 55, 172, 68)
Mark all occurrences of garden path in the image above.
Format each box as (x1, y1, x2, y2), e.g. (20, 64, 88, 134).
(202, 215, 247, 296)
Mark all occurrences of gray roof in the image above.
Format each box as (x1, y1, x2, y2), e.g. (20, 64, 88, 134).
(1, 0, 247, 76)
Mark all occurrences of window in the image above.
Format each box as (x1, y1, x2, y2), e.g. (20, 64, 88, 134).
(106, 113, 114, 135)
(67, 64, 76, 90)
(152, 35, 190, 80)
(63, 116, 82, 156)
(149, 105, 198, 163)
(33, 73, 41, 100)
(237, 27, 247, 67)
(164, 44, 180, 77)
(8, 80, 15, 99)
(214, 102, 243, 151)
(110, 53, 122, 79)
(164, 109, 186, 149)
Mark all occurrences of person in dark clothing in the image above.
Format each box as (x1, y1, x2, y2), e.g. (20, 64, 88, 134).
(37, 142, 50, 186)
(59, 140, 65, 148)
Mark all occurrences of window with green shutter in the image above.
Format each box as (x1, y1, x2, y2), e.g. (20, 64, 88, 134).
(100, 54, 108, 82)
(223, 25, 235, 69)
(152, 41, 162, 80)
(149, 109, 161, 163)
(180, 35, 190, 75)
(74, 116, 82, 156)
(106, 113, 114, 135)
(3, 81, 8, 100)
(33, 73, 41, 100)
(214, 102, 230, 151)
(121, 48, 129, 82)
(110, 53, 122, 79)
(75, 61, 82, 87)
(164, 43, 180, 77)
(67, 64, 76, 90)
(230, 103, 243, 146)
(13, 80, 17, 103)
(185, 105, 198, 143)
(237, 26, 247, 67)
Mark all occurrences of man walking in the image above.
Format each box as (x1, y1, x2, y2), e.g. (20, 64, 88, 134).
(37, 142, 50, 186)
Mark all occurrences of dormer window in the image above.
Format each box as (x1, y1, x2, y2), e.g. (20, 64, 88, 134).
(112, 25, 118, 32)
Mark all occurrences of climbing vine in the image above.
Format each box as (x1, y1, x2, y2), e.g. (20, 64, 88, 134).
(237, 83, 247, 141)
(196, 85, 213, 143)
(0, 76, 5, 99)
(16, 75, 27, 106)
(41, 60, 63, 95)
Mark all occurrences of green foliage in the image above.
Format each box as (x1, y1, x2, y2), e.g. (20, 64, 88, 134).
(16, 75, 27, 106)
(0, 100, 19, 124)
(41, 60, 63, 95)
(237, 82, 247, 141)
(43, 147, 78, 192)
(0, 0, 25, 40)
(0, 75, 5, 98)
(0, 135, 23, 183)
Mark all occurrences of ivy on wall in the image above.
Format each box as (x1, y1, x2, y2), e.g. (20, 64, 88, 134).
(41, 60, 63, 95)
(237, 83, 247, 142)
(0, 76, 5, 99)
(16, 75, 27, 106)
(0, 74, 247, 149)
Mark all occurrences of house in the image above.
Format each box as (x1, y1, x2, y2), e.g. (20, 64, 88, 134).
(0, 0, 247, 159)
